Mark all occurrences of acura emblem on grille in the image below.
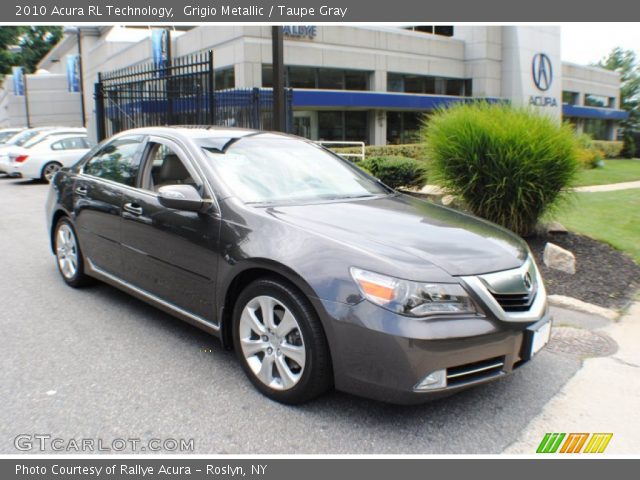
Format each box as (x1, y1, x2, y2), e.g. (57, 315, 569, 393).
(523, 272, 533, 291)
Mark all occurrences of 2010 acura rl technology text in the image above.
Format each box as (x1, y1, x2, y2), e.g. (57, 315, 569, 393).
(45, 127, 551, 404)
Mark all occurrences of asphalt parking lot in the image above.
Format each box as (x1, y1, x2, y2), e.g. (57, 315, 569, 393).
(0, 176, 582, 454)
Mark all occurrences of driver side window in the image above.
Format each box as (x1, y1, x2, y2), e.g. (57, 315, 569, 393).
(141, 141, 198, 192)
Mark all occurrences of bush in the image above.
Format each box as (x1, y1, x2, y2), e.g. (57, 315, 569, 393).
(592, 140, 624, 158)
(622, 134, 636, 159)
(575, 133, 602, 169)
(333, 144, 426, 161)
(359, 156, 426, 189)
(423, 103, 579, 236)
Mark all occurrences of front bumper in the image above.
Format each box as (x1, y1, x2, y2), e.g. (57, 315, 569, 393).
(315, 294, 550, 404)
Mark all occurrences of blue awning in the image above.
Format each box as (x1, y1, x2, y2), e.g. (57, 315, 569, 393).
(292, 89, 504, 110)
(562, 104, 629, 120)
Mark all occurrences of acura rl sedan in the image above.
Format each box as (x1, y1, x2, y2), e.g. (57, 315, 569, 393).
(45, 127, 551, 404)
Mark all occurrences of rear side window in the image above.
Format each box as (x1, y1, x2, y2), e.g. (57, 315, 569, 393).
(51, 137, 90, 151)
(83, 136, 145, 187)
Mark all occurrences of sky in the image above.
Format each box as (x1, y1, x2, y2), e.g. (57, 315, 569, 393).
(561, 23, 640, 65)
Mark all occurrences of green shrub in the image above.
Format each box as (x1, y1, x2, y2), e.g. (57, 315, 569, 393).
(592, 140, 624, 158)
(622, 134, 636, 159)
(423, 103, 579, 236)
(359, 156, 426, 189)
(575, 133, 602, 169)
(333, 144, 426, 161)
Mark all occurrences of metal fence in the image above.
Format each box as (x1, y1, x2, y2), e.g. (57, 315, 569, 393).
(94, 51, 292, 141)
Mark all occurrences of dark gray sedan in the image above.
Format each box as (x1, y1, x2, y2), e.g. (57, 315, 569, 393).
(45, 127, 551, 404)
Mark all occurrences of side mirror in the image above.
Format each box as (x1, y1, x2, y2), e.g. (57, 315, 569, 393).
(158, 184, 204, 212)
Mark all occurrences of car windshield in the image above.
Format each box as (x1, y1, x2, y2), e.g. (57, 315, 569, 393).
(200, 135, 389, 205)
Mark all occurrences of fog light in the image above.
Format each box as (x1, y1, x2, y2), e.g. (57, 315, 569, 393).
(414, 369, 447, 391)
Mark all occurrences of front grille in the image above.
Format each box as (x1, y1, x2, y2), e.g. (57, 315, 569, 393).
(491, 291, 536, 312)
(446, 356, 505, 387)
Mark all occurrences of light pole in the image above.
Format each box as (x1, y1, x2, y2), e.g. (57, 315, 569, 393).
(64, 27, 86, 127)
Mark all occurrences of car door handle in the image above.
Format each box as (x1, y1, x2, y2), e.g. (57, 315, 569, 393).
(75, 186, 88, 196)
(123, 203, 144, 216)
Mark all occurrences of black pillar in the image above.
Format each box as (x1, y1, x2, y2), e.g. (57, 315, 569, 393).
(23, 74, 31, 128)
(271, 26, 286, 132)
(77, 29, 86, 127)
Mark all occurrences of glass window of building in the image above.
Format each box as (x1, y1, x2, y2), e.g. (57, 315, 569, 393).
(214, 67, 235, 90)
(584, 94, 615, 108)
(386, 73, 471, 96)
(318, 111, 368, 143)
(318, 68, 345, 89)
(387, 73, 404, 92)
(562, 91, 579, 105)
(583, 119, 611, 140)
(345, 70, 368, 90)
(446, 79, 465, 96)
(387, 112, 425, 144)
(403, 26, 454, 37)
(288, 66, 316, 88)
(262, 65, 370, 91)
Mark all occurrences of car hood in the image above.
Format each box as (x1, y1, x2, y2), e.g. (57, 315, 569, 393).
(267, 194, 528, 277)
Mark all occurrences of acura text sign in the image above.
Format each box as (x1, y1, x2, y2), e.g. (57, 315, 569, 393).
(529, 53, 558, 107)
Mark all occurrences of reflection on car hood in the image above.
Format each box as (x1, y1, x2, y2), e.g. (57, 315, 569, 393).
(268, 194, 528, 276)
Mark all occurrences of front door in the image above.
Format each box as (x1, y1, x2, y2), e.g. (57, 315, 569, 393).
(120, 136, 220, 321)
(73, 135, 146, 277)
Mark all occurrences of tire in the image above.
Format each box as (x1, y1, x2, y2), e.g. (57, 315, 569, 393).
(53, 218, 92, 288)
(232, 277, 333, 404)
(41, 162, 62, 183)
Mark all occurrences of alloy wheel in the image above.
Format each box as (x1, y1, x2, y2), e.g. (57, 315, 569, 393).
(44, 163, 61, 182)
(238, 295, 306, 391)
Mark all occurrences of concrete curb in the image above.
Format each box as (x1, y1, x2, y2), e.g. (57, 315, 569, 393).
(548, 294, 620, 321)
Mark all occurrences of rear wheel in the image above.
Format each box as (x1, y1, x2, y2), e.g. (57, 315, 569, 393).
(54, 218, 91, 287)
(232, 277, 332, 404)
(41, 162, 62, 183)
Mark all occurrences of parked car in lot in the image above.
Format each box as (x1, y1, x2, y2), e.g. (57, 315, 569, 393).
(8, 134, 93, 182)
(0, 127, 87, 176)
(45, 127, 551, 405)
(0, 128, 24, 145)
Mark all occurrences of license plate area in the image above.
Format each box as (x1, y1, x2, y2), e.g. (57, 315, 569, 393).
(530, 320, 551, 357)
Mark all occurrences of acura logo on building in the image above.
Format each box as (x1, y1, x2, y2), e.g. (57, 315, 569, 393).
(532, 53, 553, 91)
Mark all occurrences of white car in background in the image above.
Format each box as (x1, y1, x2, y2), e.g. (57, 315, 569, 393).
(8, 134, 93, 182)
(0, 128, 24, 145)
(0, 127, 86, 176)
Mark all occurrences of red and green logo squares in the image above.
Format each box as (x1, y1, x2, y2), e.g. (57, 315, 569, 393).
(536, 433, 613, 453)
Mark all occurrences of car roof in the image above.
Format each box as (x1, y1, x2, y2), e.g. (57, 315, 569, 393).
(113, 126, 301, 151)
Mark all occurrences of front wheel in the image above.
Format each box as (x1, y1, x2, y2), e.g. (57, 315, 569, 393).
(41, 162, 62, 183)
(232, 278, 332, 404)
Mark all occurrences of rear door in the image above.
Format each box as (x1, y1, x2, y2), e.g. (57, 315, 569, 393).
(73, 135, 146, 277)
(120, 136, 220, 321)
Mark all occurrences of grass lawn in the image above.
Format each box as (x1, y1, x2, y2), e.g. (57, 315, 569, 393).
(573, 159, 640, 187)
(553, 189, 640, 263)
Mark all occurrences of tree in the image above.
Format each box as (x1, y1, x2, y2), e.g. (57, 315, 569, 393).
(0, 27, 25, 76)
(0, 26, 62, 77)
(597, 47, 640, 132)
(17, 27, 63, 73)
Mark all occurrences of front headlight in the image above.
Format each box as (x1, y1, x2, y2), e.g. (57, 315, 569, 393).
(350, 267, 480, 317)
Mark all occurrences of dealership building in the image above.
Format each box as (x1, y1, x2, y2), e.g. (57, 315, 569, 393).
(1, 25, 628, 144)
